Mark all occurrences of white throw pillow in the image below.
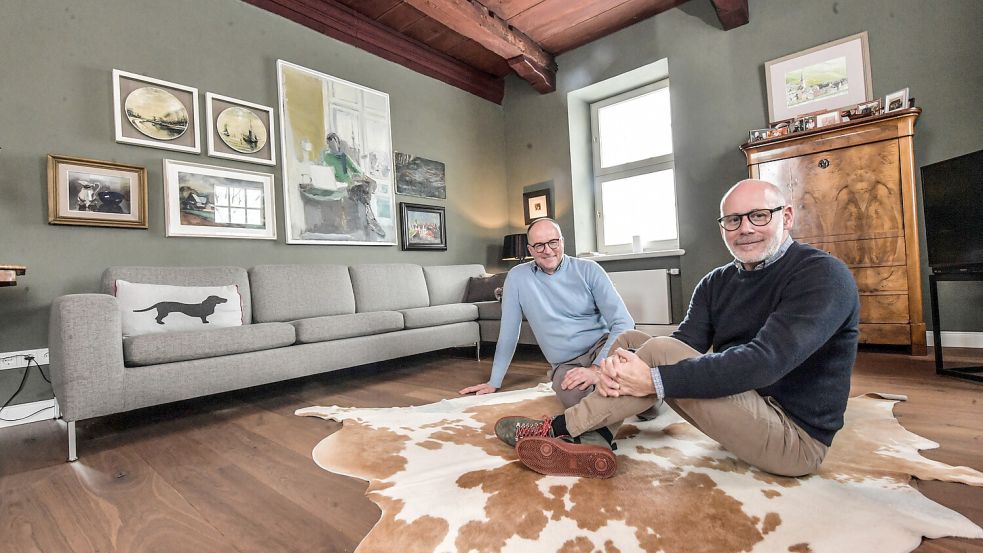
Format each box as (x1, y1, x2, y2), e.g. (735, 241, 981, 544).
(115, 280, 243, 337)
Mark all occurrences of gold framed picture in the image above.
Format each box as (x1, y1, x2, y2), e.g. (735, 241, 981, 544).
(47, 154, 148, 229)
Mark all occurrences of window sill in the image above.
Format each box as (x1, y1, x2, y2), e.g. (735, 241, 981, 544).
(577, 249, 685, 262)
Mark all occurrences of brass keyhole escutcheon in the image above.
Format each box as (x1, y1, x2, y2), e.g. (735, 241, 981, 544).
(818, 159, 830, 169)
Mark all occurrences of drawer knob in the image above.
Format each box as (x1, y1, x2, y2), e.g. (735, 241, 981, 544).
(818, 158, 830, 169)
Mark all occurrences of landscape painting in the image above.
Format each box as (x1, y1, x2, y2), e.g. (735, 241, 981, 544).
(277, 60, 396, 245)
(394, 152, 446, 199)
(113, 69, 200, 153)
(163, 159, 276, 240)
(784, 56, 848, 108)
(400, 202, 446, 250)
(206, 93, 277, 166)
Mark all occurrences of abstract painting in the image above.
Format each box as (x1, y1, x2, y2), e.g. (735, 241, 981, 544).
(394, 152, 446, 199)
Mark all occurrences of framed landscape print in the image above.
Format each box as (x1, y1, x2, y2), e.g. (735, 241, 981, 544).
(163, 159, 276, 240)
(206, 92, 276, 165)
(399, 203, 446, 251)
(764, 32, 872, 123)
(394, 152, 446, 199)
(47, 154, 148, 229)
(113, 69, 200, 153)
(523, 188, 553, 225)
(276, 59, 397, 245)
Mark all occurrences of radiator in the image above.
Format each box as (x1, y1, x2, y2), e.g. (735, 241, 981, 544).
(607, 269, 672, 325)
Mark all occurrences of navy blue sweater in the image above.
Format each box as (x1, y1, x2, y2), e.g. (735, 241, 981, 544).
(665, 241, 860, 445)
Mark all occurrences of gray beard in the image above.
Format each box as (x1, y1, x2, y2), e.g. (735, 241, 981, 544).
(727, 233, 783, 267)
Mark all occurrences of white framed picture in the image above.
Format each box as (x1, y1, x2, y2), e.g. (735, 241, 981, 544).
(764, 32, 872, 123)
(276, 59, 397, 245)
(163, 159, 276, 240)
(885, 88, 910, 112)
(113, 69, 200, 153)
(206, 92, 277, 166)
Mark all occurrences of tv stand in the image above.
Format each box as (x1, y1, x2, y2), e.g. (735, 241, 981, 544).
(929, 273, 983, 383)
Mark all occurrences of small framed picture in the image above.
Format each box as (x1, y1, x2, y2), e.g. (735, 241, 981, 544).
(885, 88, 910, 113)
(47, 154, 148, 229)
(163, 159, 276, 240)
(770, 118, 793, 131)
(113, 69, 200, 153)
(792, 115, 817, 133)
(206, 92, 276, 165)
(815, 110, 843, 127)
(523, 189, 553, 225)
(748, 128, 771, 142)
(399, 202, 447, 251)
(845, 99, 882, 121)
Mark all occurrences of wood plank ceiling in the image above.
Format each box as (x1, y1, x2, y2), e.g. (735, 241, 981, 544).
(245, 0, 749, 103)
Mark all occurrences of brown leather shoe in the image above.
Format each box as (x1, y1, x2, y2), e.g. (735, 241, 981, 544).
(515, 436, 617, 479)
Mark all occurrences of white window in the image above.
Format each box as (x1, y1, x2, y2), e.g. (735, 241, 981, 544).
(590, 79, 677, 254)
(213, 183, 265, 227)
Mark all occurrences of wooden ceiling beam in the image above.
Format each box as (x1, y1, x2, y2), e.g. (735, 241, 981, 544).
(243, 0, 505, 103)
(401, 0, 557, 93)
(709, 0, 749, 30)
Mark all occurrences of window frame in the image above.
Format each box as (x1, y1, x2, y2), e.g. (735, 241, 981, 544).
(589, 78, 679, 254)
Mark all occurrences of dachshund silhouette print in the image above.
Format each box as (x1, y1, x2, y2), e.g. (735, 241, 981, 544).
(133, 295, 228, 324)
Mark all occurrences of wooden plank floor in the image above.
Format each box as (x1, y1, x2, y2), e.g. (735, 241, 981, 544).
(1, 345, 980, 552)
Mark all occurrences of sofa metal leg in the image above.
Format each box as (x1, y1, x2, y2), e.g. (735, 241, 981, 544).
(475, 341, 480, 362)
(67, 420, 78, 462)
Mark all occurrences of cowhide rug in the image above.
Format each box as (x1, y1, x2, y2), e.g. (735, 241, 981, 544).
(297, 384, 983, 553)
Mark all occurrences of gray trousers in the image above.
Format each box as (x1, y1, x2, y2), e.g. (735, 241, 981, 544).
(548, 335, 608, 408)
(564, 330, 829, 477)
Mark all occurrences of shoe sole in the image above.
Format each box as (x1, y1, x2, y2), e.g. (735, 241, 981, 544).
(516, 436, 617, 479)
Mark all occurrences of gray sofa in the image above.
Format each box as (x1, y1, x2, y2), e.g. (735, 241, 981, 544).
(49, 262, 534, 461)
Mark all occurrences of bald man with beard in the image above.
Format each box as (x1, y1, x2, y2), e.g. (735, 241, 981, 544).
(502, 179, 860, 479)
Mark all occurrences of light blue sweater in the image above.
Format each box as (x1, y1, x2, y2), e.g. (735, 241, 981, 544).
(488, 256, 634, 388)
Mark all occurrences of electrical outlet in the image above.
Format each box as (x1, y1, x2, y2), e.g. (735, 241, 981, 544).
(0, 348, 50, 371)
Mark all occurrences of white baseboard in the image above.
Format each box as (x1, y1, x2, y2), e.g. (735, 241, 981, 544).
(926, 331, 983, 349)
(0, 399, 57, 429)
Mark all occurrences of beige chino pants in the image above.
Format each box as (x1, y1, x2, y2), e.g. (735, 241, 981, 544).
(563, 330, 829, 477)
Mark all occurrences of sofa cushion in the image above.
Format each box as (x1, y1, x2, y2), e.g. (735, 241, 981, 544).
(122, 322, 295, 366)
(291, 311, 404, 343)
(423, 264, 486, 305)
(464, 273, 507, 302)
(475, 300, 503, 320)
(115, 280, 243, 337)
(103, 266, 252, 324)
(400, 304, 478, 329)
(349, 264, 430, 312)
(250, 264, 355, 322)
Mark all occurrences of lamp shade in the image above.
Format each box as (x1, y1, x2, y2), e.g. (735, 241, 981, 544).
(502, 233, 528, 260)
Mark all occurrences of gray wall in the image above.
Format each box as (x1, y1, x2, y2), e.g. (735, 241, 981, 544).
(502, 0, 983, 331)
(0, 0, 509, 404)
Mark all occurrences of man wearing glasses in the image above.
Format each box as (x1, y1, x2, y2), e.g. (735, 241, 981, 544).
(460, 217, 635, 448)
(504, 179, 859, 479)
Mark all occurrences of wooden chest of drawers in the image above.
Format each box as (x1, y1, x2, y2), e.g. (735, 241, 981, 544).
(742, 109, 926, 354)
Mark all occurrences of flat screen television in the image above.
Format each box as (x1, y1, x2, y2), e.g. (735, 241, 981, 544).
(920, 149, 983, 273)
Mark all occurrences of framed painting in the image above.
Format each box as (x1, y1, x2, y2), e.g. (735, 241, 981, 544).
(113, 69, 200, 153)
(206, 92, 276, 166)
(163, 159, 276, 240)
(276, 59, 397, 245)
(885, 88, 910, 112)
(399, 203, 446, 250)
(394, 152, 446, 199)
(523, 188, 553, 225)
(47, 154, 148, 229)
(764, 32, 872, 123)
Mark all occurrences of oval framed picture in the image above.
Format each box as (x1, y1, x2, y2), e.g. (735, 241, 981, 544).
(124, 86, 189, 140)
(206, 92, 277, 166)
(113, 69, 200, 153)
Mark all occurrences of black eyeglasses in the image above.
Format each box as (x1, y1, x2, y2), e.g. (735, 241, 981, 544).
(717, 206, 784, 231)
(529, 238, 561, 253)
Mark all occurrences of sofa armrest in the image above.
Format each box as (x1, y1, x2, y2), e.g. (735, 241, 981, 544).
(49, 294, 125, 422)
